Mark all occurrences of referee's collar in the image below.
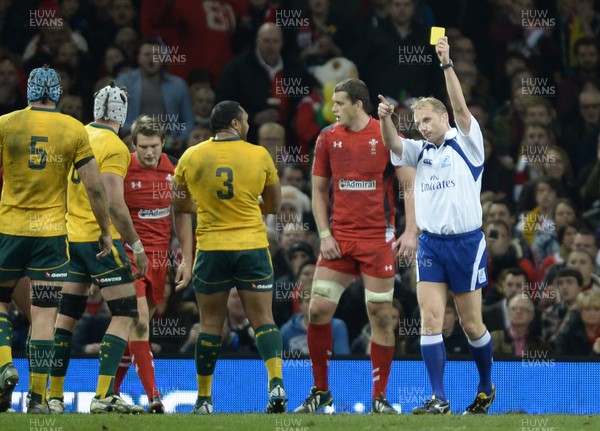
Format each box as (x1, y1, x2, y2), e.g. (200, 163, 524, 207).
(422, 128, 457, 150)
(444, 127, 458, 141)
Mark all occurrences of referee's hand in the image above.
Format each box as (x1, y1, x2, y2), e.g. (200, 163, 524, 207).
(378, 95, 394, 120)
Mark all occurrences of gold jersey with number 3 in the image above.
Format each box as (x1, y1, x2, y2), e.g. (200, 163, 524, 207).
(0, 106, 93, 237)
(174, 137, 279, 251)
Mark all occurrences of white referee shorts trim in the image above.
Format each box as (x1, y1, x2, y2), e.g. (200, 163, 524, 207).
(469, 234, 487, 291)
(312, 280, 345, 304)
(364, 289, 394, 303)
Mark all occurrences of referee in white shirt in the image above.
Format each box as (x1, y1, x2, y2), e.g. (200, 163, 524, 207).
(378, 36, 495, 415)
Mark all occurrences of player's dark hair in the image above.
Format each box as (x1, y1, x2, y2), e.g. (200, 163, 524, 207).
(210, 100, 243, 132)
(131, 114, 166, 145)
(334, 78, 372, 113)
(558, 267, 584, 288)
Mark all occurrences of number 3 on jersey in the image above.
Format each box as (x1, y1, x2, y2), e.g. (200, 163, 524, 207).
(216, 167, 234, 199)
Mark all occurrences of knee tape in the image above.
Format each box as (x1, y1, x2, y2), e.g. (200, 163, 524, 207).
(311, 280, 345, 304)
(107, 295, 139, 318)
(58, 293, 88, 320)
(364, 289, 394, 303)
(31, 284, 61, 308)
(0, 286, 14, 304)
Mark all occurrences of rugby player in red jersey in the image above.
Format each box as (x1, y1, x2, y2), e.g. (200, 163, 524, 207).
(294, 78, 417, 414)
(113, 115, 179, 413)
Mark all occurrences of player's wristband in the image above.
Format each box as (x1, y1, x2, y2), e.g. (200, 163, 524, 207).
(319, 229, 331, 239)
(131, 239, 145, 255)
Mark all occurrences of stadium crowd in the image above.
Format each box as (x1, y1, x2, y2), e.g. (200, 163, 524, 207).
(2, 0, 600, 382)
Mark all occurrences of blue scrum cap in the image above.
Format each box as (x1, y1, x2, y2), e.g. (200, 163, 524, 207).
(27, 65, 62, 104)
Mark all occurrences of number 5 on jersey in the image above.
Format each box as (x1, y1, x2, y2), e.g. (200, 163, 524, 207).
(29, 136, 48, 170)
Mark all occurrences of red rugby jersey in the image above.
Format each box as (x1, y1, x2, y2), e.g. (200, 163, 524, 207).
(124, 153, 177, 250)
(312, 117, 396, 241)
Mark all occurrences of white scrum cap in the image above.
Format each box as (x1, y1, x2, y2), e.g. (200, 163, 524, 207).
(94, 80, 128, 126)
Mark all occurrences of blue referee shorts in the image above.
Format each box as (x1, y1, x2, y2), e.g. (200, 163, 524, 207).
(416, 229, 488, 293)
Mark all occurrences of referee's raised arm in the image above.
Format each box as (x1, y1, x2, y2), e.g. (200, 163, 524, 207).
(436, 37, 472, 135)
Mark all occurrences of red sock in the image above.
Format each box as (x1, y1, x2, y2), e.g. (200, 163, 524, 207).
(307, 323, 332, 391)
(130, 340, 159, 400)
(371, 341, 394, 398)
(113, 345, 131, 393)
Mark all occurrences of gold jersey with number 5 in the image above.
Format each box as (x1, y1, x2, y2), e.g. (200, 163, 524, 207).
(0, 106, 93, 237)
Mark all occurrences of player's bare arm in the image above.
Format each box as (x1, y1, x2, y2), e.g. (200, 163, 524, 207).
(377, 94, 404, 156)
(260, 181, 282, 214)
(102, 172, 149, 278)
(395, 167, 418, 258)
(172, 181, 194, 290)
(77, 157, 113, 258)
(436, 36, 471, 135)
(312, 174, 341, 260)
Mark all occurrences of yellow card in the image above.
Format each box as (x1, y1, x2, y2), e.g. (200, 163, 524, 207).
(430, 26, 445, 45)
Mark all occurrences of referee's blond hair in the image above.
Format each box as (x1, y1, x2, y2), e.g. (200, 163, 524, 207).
(411, 97, 447, 115)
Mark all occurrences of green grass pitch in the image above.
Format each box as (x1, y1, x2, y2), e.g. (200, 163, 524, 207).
(7, 413, 600, 431)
